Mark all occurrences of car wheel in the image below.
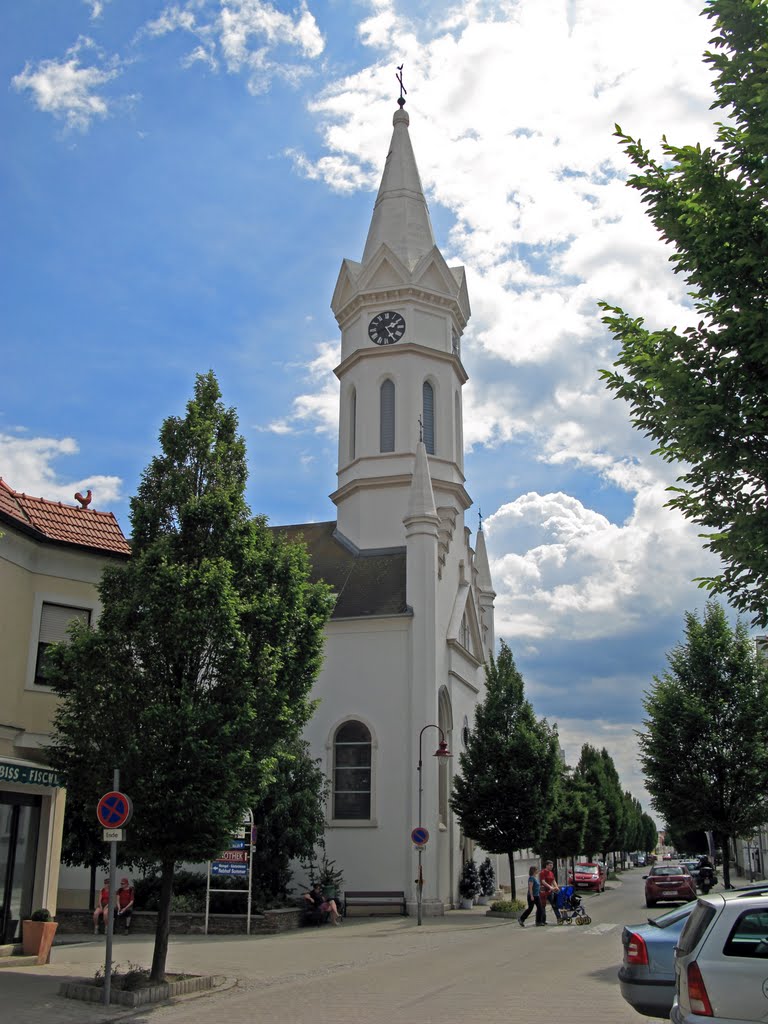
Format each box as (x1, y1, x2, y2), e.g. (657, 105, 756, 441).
(646, 899, 656, 907)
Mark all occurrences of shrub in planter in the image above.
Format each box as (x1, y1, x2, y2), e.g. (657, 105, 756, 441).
(478, 858, 496, 902)
(458, 860, 481, 907)
(22, 908, 58, 963)
(489, 899, 525, 914)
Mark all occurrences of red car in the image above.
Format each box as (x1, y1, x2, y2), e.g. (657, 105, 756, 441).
(568, 862, 606, 892)
(643, 863, 696, 907)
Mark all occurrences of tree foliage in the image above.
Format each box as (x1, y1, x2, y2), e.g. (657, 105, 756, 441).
(534, 770, 588, 864)
(599, 0, 768, 625)
(639, 602, 768, 887)
(450, 640, 561, 898)
(47, 372, 333, 980)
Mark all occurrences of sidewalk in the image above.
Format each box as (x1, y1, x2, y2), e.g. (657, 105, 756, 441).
(1, 905, 500, 1024)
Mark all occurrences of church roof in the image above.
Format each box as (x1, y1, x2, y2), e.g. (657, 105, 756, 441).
(0, 478, 131, 557)
(361, 107, 436, 269)
(273, 521, 408, 620)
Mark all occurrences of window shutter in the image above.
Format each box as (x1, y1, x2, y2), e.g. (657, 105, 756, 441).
(380, 380, 395, 453)
(423, 381, 435, 454)
(39, 603, 91, 643)
(350, 388, 357, 460)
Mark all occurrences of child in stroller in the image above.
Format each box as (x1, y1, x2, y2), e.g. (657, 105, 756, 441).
(555, 884, 592, 925)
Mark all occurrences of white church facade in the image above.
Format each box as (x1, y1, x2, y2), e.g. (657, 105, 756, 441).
(280, 98, 496, 912)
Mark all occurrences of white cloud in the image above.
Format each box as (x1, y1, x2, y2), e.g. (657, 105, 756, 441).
(264, 342, 340, 436)
(554, 716, 650, 808)
(0, 433, 122, 506)
(12, 38, 120, 131)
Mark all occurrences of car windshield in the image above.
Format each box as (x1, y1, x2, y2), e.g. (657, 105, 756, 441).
(649, 905, 694, 928)
(576, 865, 598, 874)
(651, 866, 687, 876)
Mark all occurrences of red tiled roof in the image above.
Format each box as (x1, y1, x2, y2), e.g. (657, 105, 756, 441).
(0, 479, 131, 557)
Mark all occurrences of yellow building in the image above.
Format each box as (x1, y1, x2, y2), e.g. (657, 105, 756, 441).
(0, 479, 129, 944)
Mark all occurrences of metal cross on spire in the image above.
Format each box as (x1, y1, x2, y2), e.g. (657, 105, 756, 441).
(396, 64, 407, 107)
(478, 508, 483, 531)
(418, 414, 423, 443)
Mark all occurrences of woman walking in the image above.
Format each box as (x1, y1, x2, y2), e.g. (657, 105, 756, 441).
(518, 865, 546, 927)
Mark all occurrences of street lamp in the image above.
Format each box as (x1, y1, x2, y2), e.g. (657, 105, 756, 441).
(416, 724, 452, 926)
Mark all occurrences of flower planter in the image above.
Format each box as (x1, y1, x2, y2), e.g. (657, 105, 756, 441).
(22, 920, 58, 964)
(458, 898, 474, 910)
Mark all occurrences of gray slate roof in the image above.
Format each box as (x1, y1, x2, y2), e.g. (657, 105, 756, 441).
(273, 521, 409, 620)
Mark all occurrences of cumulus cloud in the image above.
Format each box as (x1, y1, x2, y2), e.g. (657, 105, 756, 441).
(12, 37, 121, 131)
(263, 341, 340, 436)
(0, 433, 122, 506)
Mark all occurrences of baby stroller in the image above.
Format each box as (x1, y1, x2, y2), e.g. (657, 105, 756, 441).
(555, 885, 591, 925)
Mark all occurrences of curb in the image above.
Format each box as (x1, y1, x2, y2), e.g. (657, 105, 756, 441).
(59, 972, 235, 1015)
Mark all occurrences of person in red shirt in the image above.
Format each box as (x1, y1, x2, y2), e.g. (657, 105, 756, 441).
(539, 861, 562, 923)
(93, 877, 111, 935)
(116, 878, 135, 933)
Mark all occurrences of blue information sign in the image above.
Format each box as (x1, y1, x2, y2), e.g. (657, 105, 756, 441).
(411, 826, 429, 847)
(212, 862, 248, 876)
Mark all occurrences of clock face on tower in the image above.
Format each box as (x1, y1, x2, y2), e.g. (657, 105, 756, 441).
(368, 311, 406, 345)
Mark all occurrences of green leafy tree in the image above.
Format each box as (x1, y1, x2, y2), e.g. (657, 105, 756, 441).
(574, 745, 610, 860)
(450, 641, 561, 898)
(599, 0, 768, 626)
(639, 602, 768, 887)
(250, 739, 328, 904)
(535, 770, 588, 867)
(641, 813, 659, 855)
(598, 749, 626, 862)
(47, 372, 333, 980)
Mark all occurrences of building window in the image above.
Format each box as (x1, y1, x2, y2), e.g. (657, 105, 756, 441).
(380, 379, 395, 453)
(349, 387, 357, 461)
(459, 612, 470, 651)
(454, 391, 462, 461)
(34, 603, 91, 686)
(423, 381, 435, 454)
(333, 720, 372, 820)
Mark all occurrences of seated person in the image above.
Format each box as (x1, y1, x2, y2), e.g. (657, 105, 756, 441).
(303, 883, 341, 925)
(93, 877, 111, 935)
(116, 877, 135, 932)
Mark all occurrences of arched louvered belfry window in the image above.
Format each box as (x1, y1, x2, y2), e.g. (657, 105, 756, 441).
(333, 720, 372, 819)
(454, 391, 462, 462)
(349, 387, 357, 461)
(423, 381, 435, 454)
(380, 379, 395, 453)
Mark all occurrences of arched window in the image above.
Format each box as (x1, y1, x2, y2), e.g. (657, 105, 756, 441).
(333, 721, 372, 819)
(380, 379, 395, 453)
(422, 381, 435, 454)
(454, 391, 462, 462)
(349, 387, 356, 461)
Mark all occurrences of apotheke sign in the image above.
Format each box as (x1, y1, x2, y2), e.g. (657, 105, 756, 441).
(0, 760, 62, 787)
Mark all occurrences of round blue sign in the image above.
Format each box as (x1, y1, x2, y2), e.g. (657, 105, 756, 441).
(411, 826, 429, 846)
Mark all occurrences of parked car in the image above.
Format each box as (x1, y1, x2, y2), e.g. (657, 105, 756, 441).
(644, 864, 696, 907)
(678, 859, 700, 884)
(619, 903, 695, 1018)
(568, 862, 606, 892)
(636, 854, 646, 867)
(671, 888, 768, 1022)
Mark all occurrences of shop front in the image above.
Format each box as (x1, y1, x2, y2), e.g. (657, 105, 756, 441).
(0, 758, 65, 945)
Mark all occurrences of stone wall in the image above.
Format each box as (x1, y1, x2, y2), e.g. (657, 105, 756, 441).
(55, 906, 303, 935)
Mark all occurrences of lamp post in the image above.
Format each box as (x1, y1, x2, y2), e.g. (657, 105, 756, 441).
(416, 724, 451, 926)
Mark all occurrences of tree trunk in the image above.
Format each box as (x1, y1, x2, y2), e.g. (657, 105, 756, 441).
(150, 858, 175, 983)
(721, 834, 731, 889)
(507, 851, 517, 900)
(88, 861, 97, 913)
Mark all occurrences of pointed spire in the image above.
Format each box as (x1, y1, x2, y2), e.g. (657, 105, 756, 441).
(474, 521, 494, 593)
(361, 106, 436, 269)
(406, 440, 438, 520)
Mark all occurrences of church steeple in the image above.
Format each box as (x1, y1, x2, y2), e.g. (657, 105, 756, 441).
(361, 107, 436, 269)
(330, 90, 472, 552)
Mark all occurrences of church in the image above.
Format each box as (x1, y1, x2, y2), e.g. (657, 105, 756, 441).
(281, 94, 496, 913)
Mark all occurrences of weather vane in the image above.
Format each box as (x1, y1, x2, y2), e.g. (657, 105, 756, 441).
(396, 64, 407, 107)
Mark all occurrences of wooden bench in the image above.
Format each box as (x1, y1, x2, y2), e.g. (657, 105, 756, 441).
(343, 890, 407, 917)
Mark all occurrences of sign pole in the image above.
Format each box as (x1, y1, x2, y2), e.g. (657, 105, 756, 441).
(103, 768, 118, 1007)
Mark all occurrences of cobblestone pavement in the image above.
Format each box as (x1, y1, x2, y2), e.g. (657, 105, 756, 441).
(3, 869, 748, 1024)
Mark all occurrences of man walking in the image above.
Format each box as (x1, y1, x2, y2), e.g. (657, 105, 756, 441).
(539, 860, 561, 923)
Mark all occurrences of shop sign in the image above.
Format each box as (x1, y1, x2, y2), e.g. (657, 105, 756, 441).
(0, 760, 62, 787)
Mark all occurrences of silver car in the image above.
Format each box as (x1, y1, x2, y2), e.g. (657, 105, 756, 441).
(671, 888, 768, 1022)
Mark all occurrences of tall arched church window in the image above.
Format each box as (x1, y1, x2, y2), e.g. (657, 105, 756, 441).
(380, 380, 395, 453)
(333, 721, 372, 819)
(349, 388, 357, 461)
(423, 381, 435, 455)
(454, 391, 462, 461)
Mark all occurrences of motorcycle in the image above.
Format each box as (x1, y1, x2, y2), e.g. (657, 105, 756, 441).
(698, 868, 716, 894)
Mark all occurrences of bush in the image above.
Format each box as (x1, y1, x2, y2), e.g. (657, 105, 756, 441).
(30, 908, 52, 922)
(459, 860, 481, 899)
(478, 857, 496, 897)
(490, 899, 525, 913)
(133, 870, 250, 914)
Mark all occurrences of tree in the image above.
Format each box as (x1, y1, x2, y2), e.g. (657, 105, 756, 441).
(639, 602, 768, 887)
(599, 0, 768, 626)
(47, 372, 333, 980)
(450, 641, 561, 898)
(535, 770, 588, 867)
(573, 745, 610, 860)
(640, 813, 659, 855)
(250, 739, 329, 904)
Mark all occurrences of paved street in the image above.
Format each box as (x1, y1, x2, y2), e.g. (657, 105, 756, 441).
(4, 868, 685, 1024)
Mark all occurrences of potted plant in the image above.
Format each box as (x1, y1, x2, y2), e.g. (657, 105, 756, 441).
(22, 908, 58, 964)
(477, 857, 496, 905)
(458, 860, 480, 909)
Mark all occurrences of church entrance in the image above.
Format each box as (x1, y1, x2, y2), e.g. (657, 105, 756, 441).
(0, 792, 41, 944)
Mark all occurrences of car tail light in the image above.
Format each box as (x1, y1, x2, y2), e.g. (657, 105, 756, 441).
(687, 961, 713, 1016)
(626, 932, 648, 965)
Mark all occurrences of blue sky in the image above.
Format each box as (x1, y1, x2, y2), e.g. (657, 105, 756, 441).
(2, 0, 734, 808)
